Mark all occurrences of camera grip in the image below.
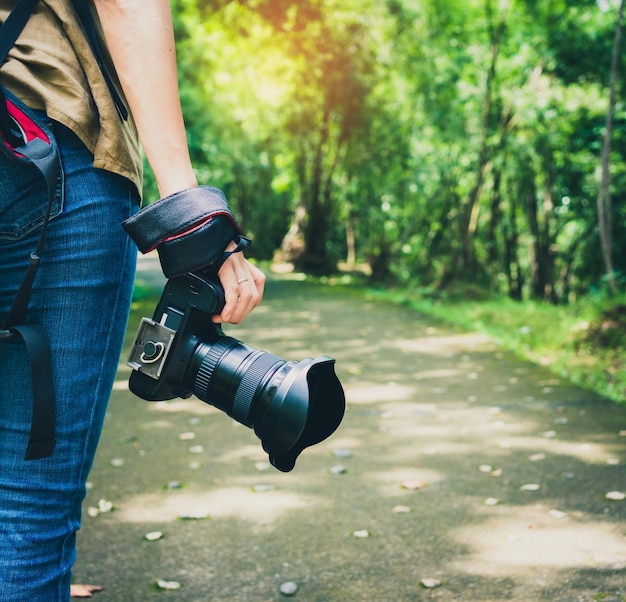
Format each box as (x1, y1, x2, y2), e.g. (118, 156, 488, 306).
(122, 186, 244, 277)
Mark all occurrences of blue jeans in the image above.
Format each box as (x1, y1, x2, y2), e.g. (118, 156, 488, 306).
(0, 120, 139, 600)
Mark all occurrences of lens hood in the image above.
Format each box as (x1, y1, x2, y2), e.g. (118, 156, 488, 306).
(256, 357, 345, 472)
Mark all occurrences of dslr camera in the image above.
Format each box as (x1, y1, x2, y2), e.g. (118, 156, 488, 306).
(122, 185, 345, 472)
(127, 268, 345, 472)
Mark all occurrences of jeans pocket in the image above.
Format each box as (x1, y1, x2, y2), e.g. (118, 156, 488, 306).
(0, 103, 63, 245)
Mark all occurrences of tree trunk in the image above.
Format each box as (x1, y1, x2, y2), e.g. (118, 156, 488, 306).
(524, 176, 556, 302)
(457, 0, 507, 279)
(345, 202, 356, 267)
(278, 108, 341, 274)
(486, 167, 502, 290)
(274, 204, 306, 264)
(596, 0, 623, 295)
(503, 188, 523, 300)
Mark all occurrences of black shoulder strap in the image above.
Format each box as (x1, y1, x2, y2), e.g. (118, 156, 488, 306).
(0, 0, 128, 122)
(0, 0, 39, 61)
(3, 324, 57, 460)
(70, 0, 128, 120)
(0, 0, 128, 462)
(0, 0, 58, 460)
(3, 138, 59, 327)
(0, 0, 40, 144)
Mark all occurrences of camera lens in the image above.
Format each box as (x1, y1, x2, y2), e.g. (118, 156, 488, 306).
(186, 335, 345, 472)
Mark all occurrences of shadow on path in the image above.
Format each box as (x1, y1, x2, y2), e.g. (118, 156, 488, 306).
(75, 266, 626, 601)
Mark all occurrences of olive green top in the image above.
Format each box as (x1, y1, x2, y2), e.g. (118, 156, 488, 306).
(0, 0, 142, 195)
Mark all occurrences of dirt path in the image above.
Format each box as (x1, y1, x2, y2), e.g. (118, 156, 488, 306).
(74, 270, 626, 601)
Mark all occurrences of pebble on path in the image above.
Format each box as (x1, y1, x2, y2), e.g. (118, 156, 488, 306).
(605, 491, 625, 501)
(156, 580, 182, 590)
(144, 531, 164, 541)
(419, 577, 442, 589)
(279, 581, 299, 596)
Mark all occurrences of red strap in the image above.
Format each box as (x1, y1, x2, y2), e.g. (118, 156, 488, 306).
(147, 211, 239, 252)
(157, 215, 214, 249)
(4, 98, 49, 150)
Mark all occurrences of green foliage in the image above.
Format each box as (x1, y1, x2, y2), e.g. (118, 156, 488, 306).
(163, 0, 626, 297)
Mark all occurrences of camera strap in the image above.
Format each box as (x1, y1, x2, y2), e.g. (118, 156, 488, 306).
(0, 130, 59, 461)
(1, 0, 129, 461)
(122, 185, 246, 278)
(0, 0, 59, 460)
(70, 0, 128, 121)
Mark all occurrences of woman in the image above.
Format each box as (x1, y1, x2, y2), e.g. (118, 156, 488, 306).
(0, 1, 265, 599)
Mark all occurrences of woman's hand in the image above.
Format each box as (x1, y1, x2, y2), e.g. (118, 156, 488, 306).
(213, 242, 265, 324)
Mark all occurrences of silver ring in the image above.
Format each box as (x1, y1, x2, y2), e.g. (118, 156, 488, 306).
(237, 277, 249, 284)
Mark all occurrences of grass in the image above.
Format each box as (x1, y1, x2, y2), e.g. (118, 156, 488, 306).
(359, 285, 626, 405)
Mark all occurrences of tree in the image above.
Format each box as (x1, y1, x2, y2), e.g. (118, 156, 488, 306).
(596, 0, 624, 296)
(164, 0, 626, 298)
(268, 0, 389, 273)
(455, 0, 509, 283)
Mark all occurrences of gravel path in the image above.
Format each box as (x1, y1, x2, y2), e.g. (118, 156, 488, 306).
(74, 267, 626, 601)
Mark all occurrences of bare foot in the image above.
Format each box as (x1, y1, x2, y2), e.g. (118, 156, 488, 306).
(70, 584, 103, 598)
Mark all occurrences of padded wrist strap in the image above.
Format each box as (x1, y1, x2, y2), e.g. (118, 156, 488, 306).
(122, 186, 241, 253)
(157, 215, 243, 278)
(122, 185, 246, 278)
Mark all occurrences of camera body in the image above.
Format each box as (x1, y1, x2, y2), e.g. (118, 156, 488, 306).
(128, 270, 224, 401)
(127, 270, 345, 472)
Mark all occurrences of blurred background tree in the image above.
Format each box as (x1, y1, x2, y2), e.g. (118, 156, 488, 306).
(146, 0, 625, 302)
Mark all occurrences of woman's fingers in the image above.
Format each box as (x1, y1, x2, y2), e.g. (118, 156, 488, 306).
(213, 254, 265, 324)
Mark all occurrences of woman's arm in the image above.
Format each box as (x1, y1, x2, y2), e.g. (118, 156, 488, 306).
(93, 0, 264, 323)
(93, 0, 195, 197)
